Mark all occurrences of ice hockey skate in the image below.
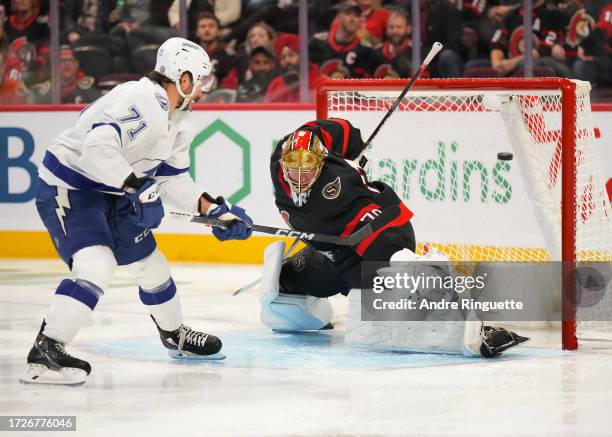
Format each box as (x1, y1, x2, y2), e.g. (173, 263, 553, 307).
(152, 316, 226, 360)
(20, 328, 91, 386)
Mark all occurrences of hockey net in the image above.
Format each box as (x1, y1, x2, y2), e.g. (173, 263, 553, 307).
(316, 78, 612, 350)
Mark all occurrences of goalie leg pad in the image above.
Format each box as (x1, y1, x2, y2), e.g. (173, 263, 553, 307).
(261, 293, 333, 331)
(259, 241, 333, 331)
(259, 240, 285, 305)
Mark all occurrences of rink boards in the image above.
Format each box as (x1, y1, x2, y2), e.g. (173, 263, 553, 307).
(0, 104, 611, 263)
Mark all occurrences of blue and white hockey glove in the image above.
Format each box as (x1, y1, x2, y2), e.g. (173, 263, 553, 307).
(123, 174, 165, 229)
(205, 195, 253, 241)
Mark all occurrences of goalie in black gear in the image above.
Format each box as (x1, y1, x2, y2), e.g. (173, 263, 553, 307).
(260, 118, 528, 358)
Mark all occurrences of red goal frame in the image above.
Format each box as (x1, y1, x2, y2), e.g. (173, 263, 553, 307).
(316, 78, 580, 350)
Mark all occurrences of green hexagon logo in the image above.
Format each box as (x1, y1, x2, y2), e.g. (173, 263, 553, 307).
(189, 119, 251, 204)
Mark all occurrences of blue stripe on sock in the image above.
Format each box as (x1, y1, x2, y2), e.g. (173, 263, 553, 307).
(139, 278, 177, 305)
(55, 279, 100, 310)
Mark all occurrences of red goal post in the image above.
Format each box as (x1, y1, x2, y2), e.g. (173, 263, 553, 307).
(316, 78, 612, 350)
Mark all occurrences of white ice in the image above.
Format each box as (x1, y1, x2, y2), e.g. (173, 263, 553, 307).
(2, 258, 612, 436)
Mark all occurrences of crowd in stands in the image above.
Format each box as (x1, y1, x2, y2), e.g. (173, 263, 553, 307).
(0, 0, 610, 104)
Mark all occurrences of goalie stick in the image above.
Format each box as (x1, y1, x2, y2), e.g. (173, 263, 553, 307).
(169, 211, 373, 246)
(357, 42, 444, 167)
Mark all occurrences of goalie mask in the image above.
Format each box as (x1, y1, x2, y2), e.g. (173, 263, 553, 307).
(280, 130, 327, 205)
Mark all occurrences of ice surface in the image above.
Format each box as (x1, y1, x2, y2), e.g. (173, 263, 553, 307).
(2, 259, 612, 436)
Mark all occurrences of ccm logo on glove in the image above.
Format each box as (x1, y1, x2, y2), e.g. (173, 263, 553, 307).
(123, 174, 165, 229)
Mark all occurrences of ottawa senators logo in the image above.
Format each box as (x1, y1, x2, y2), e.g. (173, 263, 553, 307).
(322, 177, 341, 200)
(509, 26, 540, 58)
(566, 9, 595, 47)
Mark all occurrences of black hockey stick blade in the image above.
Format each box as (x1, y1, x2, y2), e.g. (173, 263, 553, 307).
(169, 211, 373, 246)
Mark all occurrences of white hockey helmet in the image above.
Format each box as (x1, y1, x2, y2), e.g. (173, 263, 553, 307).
(155, 37, 213, 110)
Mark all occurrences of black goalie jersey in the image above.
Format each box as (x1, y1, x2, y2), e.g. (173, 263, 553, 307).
(270, 118, 415, 271)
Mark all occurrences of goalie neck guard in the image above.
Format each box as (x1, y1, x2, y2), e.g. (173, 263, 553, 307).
(280, 130, 327, 197)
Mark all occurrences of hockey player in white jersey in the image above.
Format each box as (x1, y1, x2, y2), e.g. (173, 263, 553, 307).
(21, 38, 253, 386)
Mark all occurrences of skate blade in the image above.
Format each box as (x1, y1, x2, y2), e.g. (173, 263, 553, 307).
(167, 350, 226, 361)
(19, 363, 88, 386)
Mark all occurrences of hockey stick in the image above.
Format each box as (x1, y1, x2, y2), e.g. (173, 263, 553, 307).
(231, 237, 301, 296)
(356, 42, 444, 167)
(169, 211, 373, 246)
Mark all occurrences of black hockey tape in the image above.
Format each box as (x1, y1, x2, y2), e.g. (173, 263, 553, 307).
(497, 152, 514, 161)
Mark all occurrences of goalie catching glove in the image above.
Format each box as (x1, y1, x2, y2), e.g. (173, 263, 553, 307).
(202, 193, 253, 241)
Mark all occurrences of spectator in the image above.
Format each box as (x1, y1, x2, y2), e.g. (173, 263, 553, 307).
(220, 21, 276, 88)
(168, 0, 241, 35)
(5, 0, 48, 47)
(265, 33, 326, 103)
(357, 0, 390, 45)
(462, 0, 519, 61)
(109, 0, 178, 58)
(193, 12, 236, 86)
(489, 0, 571, 76)
(320, 59, 351, 79)
(63, 0, 127, 44)
(572, 3, 612, 86)
(4, 36, 45, 87)
(373, 63, 400, 79)
(28, 46, 101, 103)
(220, 1, 296, 46)
(423, 0, 465, 77)
(0, 48, 26, 103)
(310, 2, 384, 78)
(376, 9, 412, 77)
(236, 45, 277, 102)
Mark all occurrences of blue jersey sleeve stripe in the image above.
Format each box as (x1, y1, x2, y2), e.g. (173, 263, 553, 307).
(91, 122, 122, 144)
(156, 163, 189, 176)
(43, 151, 124, 193)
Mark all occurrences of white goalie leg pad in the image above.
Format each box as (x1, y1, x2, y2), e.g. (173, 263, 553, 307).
(346, 290, 469, 354)
(259, 240, 285, 305)
(347, 250, 483, 356)
(259, 241, 333, 331)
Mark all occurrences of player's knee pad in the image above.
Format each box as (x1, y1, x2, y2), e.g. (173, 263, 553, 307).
(126, 249, 171, 291)
(71, 245, 117, 291)
(259, 241, 332, 331)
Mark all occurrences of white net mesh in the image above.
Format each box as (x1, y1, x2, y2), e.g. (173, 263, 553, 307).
(322, 79, 612, 347)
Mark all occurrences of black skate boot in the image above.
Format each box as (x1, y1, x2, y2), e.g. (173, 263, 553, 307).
(20, 324, 91, 385)
(480, 325, 530, 358)
(152, 316, 225, 360)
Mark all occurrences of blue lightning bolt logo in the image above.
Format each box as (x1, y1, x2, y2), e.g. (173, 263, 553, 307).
(54, 188, 71, 236)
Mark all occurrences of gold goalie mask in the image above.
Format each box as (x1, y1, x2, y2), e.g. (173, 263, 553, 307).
(280, 130, 327, 202)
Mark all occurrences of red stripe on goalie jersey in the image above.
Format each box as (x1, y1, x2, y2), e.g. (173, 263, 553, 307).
(302, 119, 366, 160)
(341, 203, 381, 237)
(328, 118, 350, 156)
(304, 121, 333, 150)
(355, 203, 414, 257)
